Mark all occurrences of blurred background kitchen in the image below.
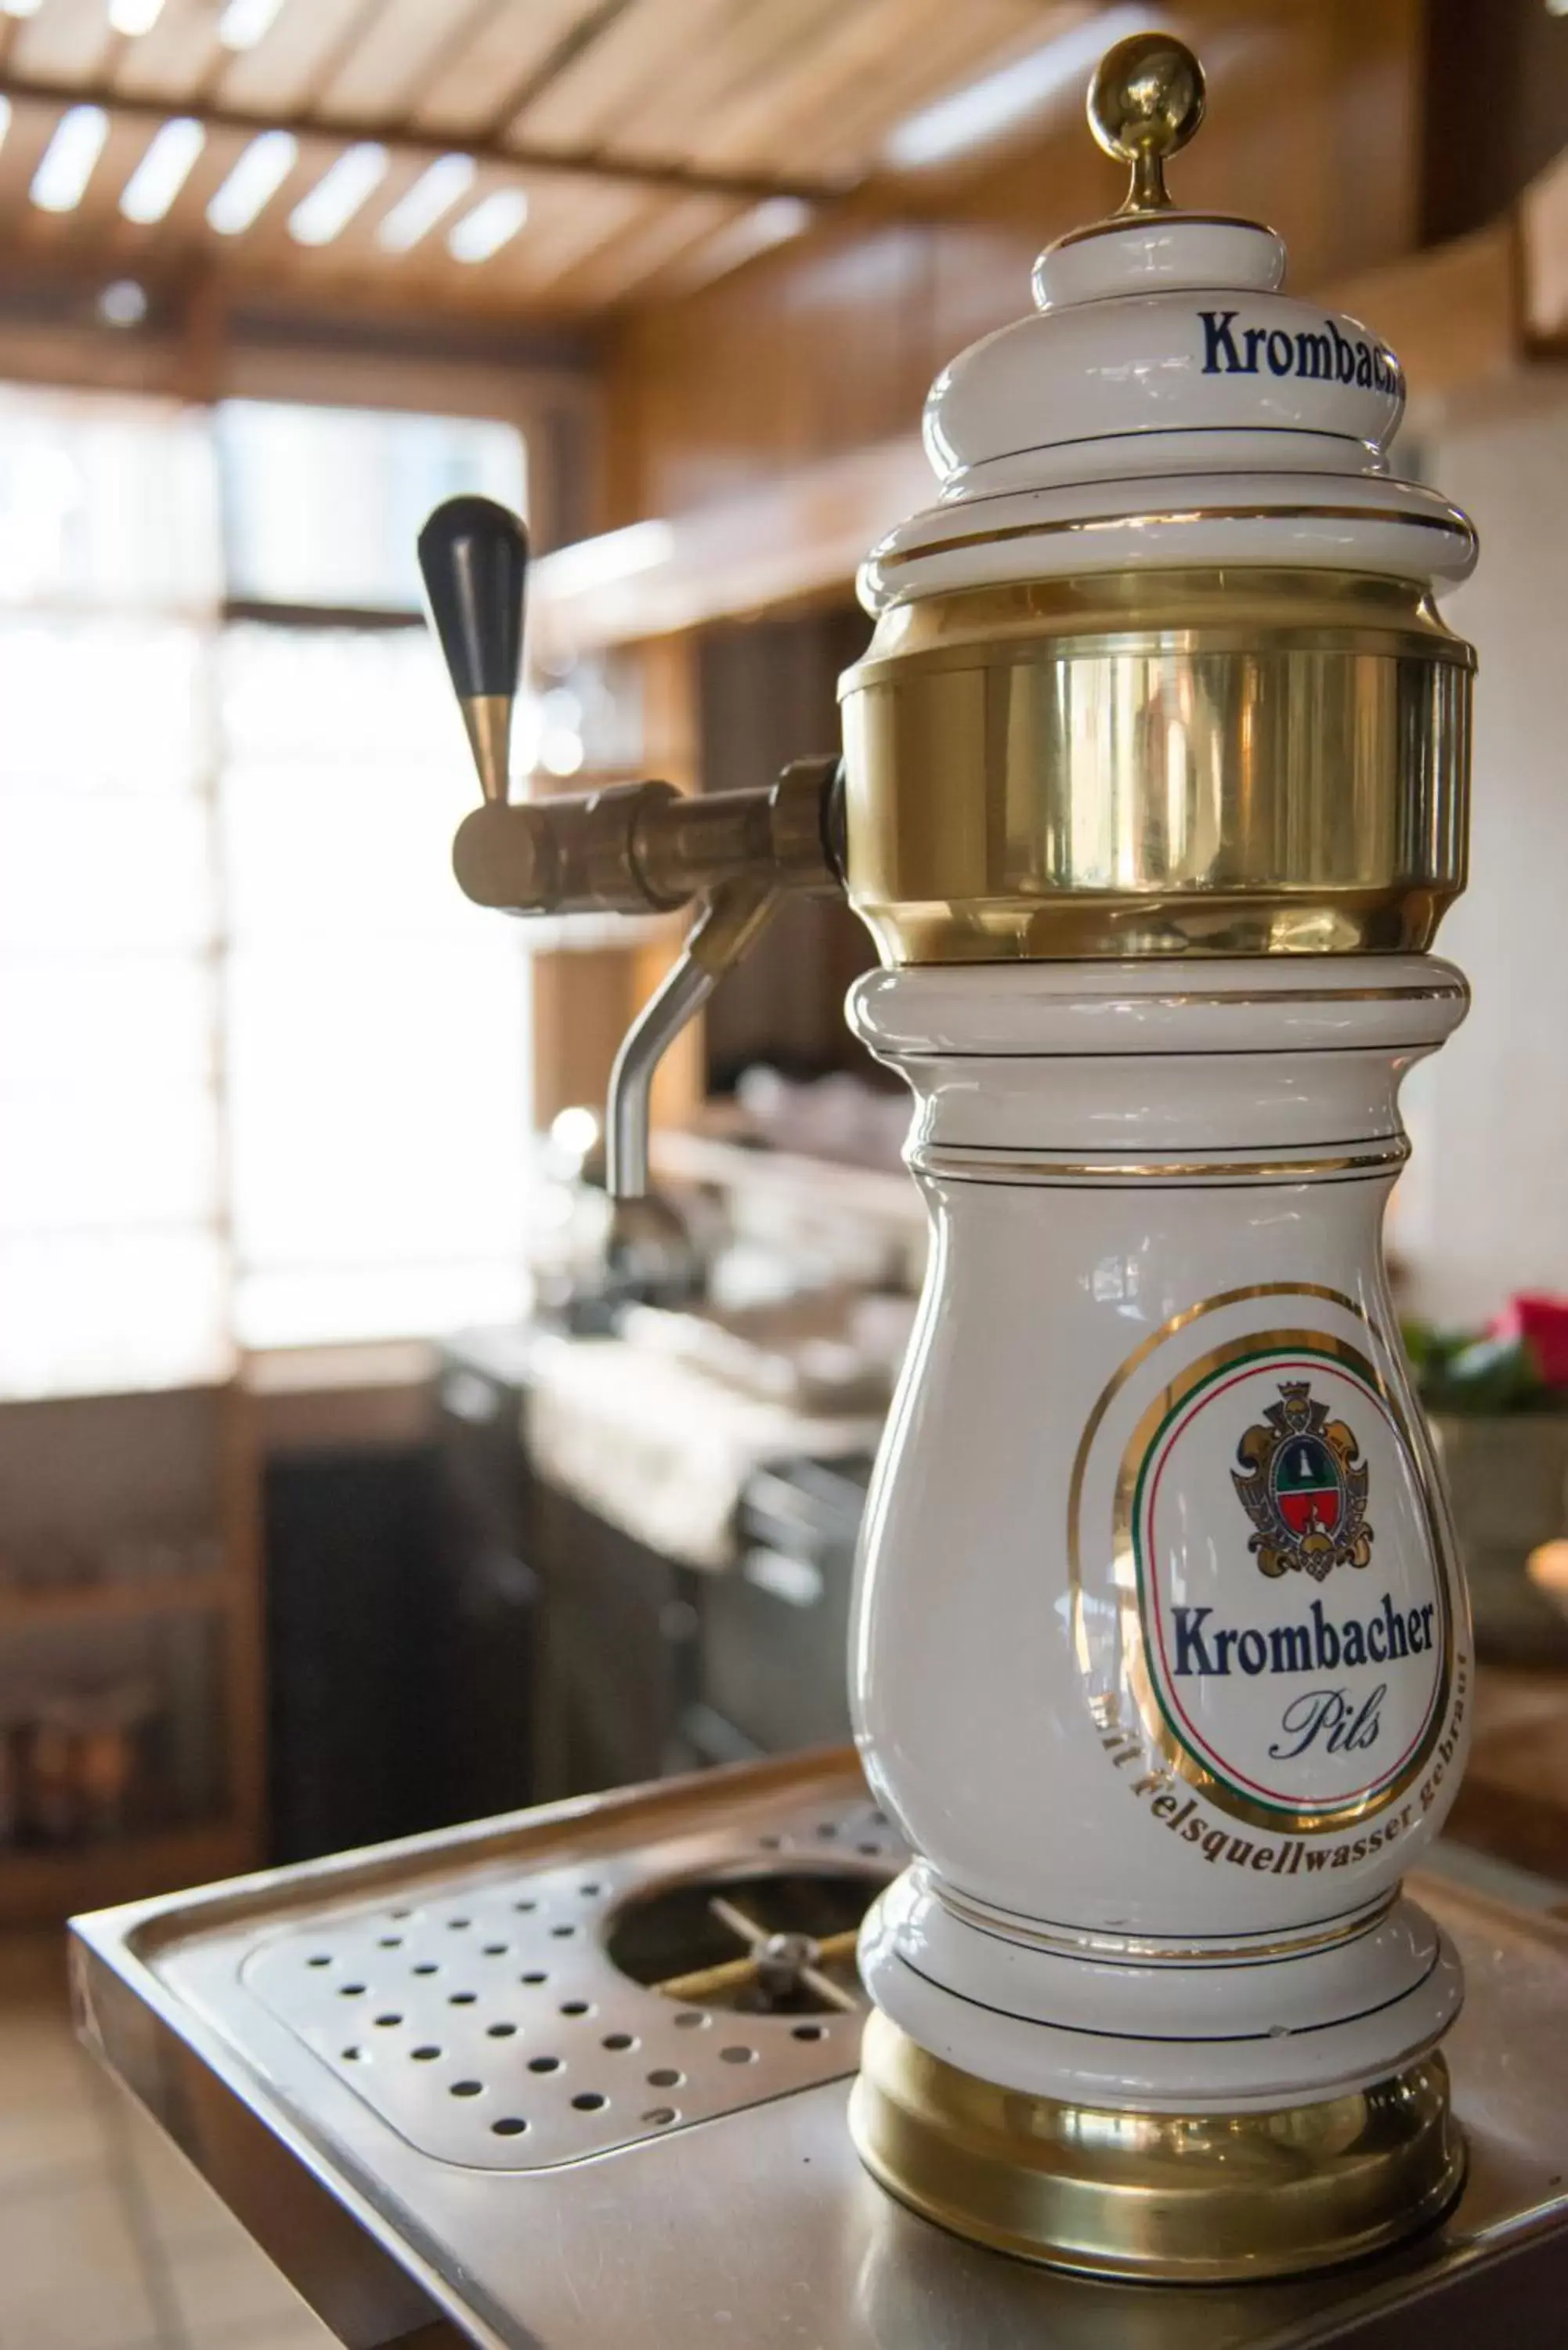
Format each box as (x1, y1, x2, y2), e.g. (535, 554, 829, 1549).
(0, 1, 1566, 2341)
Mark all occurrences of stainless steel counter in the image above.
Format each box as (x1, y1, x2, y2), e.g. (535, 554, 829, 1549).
(70, 1751, 1568, 2349)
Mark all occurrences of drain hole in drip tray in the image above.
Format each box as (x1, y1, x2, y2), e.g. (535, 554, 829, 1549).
(605, 1867, 887, 2016)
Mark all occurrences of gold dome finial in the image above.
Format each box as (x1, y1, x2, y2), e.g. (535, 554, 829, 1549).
(1088, 31, 1205, 216)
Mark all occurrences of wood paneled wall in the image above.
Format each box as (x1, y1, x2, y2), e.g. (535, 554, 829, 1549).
(602, 0, 1424, 526)
(1422, 0, 1568, 245)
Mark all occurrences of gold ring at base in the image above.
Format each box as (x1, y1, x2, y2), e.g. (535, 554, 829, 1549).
(849, 2010, 1464, 2283)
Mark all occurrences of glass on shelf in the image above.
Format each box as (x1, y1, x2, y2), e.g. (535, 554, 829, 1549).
(20, 1678, 158, 1846)
(0, 1603, 223, 1851)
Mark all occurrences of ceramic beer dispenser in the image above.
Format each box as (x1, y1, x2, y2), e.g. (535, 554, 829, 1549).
(417, 31, 1478, 2285)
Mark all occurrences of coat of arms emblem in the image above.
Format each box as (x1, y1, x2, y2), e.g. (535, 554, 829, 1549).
(1231, 1379, 1373, 1580)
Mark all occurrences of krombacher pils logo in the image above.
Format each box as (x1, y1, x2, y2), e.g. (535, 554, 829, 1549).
(1121, 1337, 1450, 1831)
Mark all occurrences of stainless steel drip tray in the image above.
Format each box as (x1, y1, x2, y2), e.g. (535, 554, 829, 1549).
(70, 1750, 1568, 2350)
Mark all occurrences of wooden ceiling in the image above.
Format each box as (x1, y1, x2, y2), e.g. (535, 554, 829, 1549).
(0, 0, 1097, 320)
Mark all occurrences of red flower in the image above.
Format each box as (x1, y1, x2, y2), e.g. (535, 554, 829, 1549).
(1491, 1294, 1568, 1388)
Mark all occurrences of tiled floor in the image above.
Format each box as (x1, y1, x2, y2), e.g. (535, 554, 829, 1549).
(0, 1931, 338, 2350)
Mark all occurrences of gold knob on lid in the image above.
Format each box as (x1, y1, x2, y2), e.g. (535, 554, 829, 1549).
(1088, 31, 1205, 215)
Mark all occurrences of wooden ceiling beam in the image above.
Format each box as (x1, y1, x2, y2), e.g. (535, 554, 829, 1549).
(475, 0, 638, 143)
(0, 70, 851, 204)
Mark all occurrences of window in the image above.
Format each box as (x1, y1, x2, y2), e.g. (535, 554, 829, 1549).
(217, 398, 522, 611)
(0, 385, 533, 1397)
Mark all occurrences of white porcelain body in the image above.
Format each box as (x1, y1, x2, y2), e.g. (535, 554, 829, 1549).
(849, 957, 1472, 2113)
(858, 463, 1475, 606)
(863, 210, 1477, 606)
(923, 291, 1403, 479)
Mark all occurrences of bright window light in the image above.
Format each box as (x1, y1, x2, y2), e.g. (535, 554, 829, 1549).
(217, 0, 285, 46)
(0, 389, 534, 1388)
(287, 143, 388, 246)
(109, 0, 166, 32)
(377, 154, 475, 253)
(885, 6, 1158, 168)
(31, 107, 110, 215)
(206, 129, 298, 234)
(447, 187, 529, 264)
(120, 117, 205, 224)
(1, 0, 44, 17)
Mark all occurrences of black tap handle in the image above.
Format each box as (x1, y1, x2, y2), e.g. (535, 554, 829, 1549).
(417, 495, 529, 704)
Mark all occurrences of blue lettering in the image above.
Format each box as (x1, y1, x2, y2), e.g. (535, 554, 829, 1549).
(1382, 1594, 1408, 1659)
(1296, 328, 1332, 379)
(1269, 1688, 1350, 1761)
(1172, 1606, 1216, 1676)
(1342, 1682, 1386, 1752)
(1198, 309, 1398, 394)
(1200, 309, 1245, 373)
(1169, 1603, 1435, 1681)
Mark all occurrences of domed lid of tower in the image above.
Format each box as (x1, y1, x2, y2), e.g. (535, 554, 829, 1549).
(860, 33, 1476, 611)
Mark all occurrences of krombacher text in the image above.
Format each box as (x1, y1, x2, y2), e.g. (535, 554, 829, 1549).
(1198, 309, 1401, 394)
(1172, 1593, 1437, 1679)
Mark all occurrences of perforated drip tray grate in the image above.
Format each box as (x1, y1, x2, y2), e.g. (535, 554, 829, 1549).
(240, 1791, 895, 2167)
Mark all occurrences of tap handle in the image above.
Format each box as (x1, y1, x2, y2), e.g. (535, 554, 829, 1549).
(417, 494, 529, 804)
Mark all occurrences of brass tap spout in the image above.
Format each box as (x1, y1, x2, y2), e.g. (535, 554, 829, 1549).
(450, 757, 841, 920)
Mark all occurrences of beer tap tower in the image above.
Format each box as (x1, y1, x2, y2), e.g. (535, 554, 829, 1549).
(419, 34, 1478, 2280)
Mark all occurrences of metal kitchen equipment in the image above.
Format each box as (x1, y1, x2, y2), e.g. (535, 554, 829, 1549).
(686, 1452, 870, 1764)
(73, 27, 1568, 2342)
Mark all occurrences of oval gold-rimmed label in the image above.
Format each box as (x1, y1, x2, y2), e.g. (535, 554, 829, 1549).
(1068, 1289, 1459, 1840)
